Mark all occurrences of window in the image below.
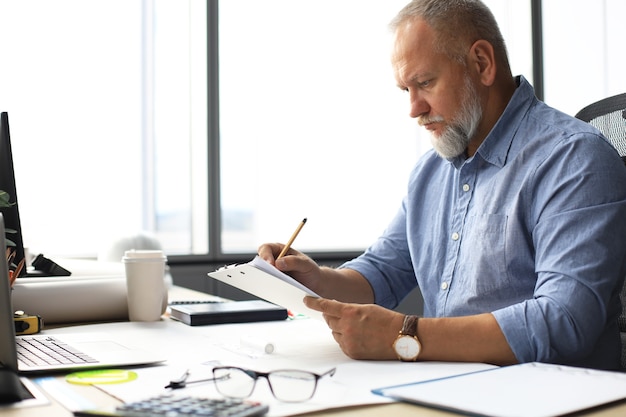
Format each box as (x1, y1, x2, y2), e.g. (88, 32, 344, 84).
(11, 1, 612, 261)
(542, 0, 626, 115)
(217, 0, 532, 254)
(0, 0, 207, 258)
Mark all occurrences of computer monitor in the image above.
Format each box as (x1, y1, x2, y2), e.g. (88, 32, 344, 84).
(0, 112, 26, 277)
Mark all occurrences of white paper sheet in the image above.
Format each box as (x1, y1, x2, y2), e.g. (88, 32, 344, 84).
(207, 256, 323, 319)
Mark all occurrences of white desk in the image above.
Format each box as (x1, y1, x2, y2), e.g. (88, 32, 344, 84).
(5, 286, 626, 417)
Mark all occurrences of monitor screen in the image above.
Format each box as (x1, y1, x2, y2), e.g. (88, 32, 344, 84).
(0, 112, 26, 277)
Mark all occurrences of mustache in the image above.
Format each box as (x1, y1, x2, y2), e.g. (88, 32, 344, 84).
(417, 115, 445, 126)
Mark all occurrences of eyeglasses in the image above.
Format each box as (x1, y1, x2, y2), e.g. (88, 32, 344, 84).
(211, 366, 336, 403)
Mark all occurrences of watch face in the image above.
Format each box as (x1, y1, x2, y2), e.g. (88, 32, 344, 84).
(394, 335, 421, 361)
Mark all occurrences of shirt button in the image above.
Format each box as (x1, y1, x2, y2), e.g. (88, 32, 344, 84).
(462, 184, 470, 192)
(451, 232, 460, 241)
(441, 282, 449, 290)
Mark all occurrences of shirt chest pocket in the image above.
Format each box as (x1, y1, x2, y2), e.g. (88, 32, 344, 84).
(457, 214, 512, 296)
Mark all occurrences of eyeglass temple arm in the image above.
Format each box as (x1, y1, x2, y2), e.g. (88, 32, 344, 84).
(165, 369, 228, 390)
(319, 367, 336, 379)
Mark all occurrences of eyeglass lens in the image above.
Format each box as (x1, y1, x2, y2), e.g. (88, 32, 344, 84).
(212, 367, 331, 403)
(268, 370, 318, 402)
(213, 368, 256, 399)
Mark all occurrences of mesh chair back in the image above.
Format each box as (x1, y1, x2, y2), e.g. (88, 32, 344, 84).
(576, 93, 626, 370)
(575, 93, 626, 162)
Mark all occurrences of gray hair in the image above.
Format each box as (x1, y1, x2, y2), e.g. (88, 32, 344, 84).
(390, 0, 510, 69)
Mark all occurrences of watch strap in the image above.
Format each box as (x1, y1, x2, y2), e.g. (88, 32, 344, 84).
(401, 315, 419, 337)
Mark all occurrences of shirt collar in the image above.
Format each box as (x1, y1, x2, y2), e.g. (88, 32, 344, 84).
(451, 75, 536, 169)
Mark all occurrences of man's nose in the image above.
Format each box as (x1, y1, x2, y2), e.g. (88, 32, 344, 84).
(409, 91, 429, 119)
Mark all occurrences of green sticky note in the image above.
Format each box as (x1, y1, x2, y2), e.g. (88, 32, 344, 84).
(65, 369, 138, 385)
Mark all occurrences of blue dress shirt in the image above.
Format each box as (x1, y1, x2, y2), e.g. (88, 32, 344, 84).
(342, 76, 626, 370)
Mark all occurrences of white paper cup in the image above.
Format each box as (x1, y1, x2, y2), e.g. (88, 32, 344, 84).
(122, 250, 168, 321)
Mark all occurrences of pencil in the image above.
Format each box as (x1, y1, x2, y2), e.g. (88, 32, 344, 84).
(277, 218, 307, 260)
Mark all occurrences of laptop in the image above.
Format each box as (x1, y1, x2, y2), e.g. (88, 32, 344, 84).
(0, 214, 166, 375)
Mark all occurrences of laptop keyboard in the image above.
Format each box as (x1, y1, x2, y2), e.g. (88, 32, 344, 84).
(16, 336, 98, 367)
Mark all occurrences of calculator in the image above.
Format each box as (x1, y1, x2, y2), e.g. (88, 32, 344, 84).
(73, 394, 269, 417)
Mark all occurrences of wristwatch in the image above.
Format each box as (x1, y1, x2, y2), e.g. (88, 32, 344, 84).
(393, 315, 421, 361)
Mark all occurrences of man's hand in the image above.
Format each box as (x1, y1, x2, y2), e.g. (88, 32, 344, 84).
(304, 296, 404, 360)
(258, 243, 324, 294)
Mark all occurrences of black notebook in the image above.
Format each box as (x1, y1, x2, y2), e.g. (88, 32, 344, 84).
(169, 300, 288, 326)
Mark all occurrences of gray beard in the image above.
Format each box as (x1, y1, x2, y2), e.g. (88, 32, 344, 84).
(431, 77, 483, 160)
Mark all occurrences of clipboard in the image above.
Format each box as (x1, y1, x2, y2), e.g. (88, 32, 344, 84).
(372, 362, 626, 417)
(207, 256, 322, 319)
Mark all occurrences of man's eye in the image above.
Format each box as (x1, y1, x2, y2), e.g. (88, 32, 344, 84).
(419, 80, 431, 88)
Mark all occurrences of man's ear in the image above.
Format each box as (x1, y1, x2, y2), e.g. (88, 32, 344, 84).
(469, 39, 497, 86)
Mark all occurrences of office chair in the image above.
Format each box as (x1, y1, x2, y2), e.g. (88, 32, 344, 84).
(575, 92, 626, 370)
(576, 93, 626, 163)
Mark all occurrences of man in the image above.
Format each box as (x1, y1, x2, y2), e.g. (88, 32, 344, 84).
(259, 0, 626, 370)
